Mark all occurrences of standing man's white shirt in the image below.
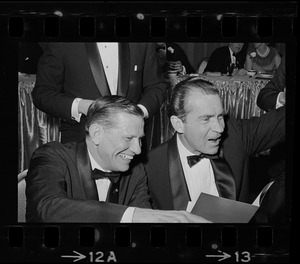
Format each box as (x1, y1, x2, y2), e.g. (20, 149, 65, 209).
(97, 42, 119, 95)
(177, 134, 219, 212)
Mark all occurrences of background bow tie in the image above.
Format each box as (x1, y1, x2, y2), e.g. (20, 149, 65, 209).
(187, 153, 218, 167)
(91, 168, 120, 183)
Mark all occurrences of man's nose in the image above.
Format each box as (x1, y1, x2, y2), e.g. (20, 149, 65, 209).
(212, 119, 224, 133)
(130, 138, 142, 155)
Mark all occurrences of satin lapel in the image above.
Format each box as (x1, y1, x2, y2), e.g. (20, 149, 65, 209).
(210, 151, 236, 199)
(76, 140, 99, 200)
(117, 43, 130, 97)
(168, 134, 190, 210)
(85, 43, 111, 96)
(118, 171, 130, 205)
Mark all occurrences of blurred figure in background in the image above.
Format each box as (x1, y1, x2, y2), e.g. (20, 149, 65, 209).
(156, 42, 194, 76)
(245, 43, 281, 74)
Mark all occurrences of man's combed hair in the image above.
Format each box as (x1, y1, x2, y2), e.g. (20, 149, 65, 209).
(167, 76, 219, 122)
(85, 95, 144, 134)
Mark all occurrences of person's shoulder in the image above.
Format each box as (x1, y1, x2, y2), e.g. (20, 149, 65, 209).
(40, 42, 85, 53)
(36, 141, 76, 154)
(211, 46, 227, 56)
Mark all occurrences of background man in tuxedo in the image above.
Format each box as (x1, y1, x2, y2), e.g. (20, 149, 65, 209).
(204, 43, 247, 74)
(32, 42, 167, 147)
(26, 96, 210, 223)
(144, 77, 285, 220)
(257, 55, 287, 223)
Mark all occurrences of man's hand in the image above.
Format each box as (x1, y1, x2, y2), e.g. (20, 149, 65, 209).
(132, 208, 212, 223)
(235, 68, 248, 76)
(78, 99, 94, 116)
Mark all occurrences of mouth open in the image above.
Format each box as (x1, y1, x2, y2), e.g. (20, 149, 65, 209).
(208, 137, 221, 144)
(118, 153, 134, 160)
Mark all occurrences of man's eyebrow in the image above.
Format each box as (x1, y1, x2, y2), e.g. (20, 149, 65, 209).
(198, 112, 226, 119)
(198, 114, 214, 119)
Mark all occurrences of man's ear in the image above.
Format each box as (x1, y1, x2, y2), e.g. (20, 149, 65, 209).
(88, 123, 103, 145)
(170, 115, 184, 134)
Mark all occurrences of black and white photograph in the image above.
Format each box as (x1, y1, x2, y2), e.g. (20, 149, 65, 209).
(0, 1, 296, 263)
(17, 42, 288, 224)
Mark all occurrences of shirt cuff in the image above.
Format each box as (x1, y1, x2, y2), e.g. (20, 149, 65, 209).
(275, 92, 284, 109)
(71, 98, 83, 122)
(137, 104, 149, 119)
(179, 65, 186, 75)
(120, 207, 135, 223)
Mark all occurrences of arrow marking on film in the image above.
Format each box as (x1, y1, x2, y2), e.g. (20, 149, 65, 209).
(61, 250, 86, 262)
(206, 250, 231, 261)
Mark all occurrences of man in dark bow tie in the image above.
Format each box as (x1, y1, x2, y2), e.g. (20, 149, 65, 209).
(144, 77, 285, 217)
(204, 43, 247, 74)
(26, 96, 210, 223)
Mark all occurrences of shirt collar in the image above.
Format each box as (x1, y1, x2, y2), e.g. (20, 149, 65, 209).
(87, 148, 110, 172)
(177, 134, 197, 159)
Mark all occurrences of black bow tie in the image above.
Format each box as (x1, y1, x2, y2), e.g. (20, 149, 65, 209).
(91, 168, 120, 183)
(187, 154, 218, 167)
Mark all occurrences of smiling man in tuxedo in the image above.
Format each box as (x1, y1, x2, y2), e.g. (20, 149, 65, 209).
(32, 42, 167, 146)
(25, 96, 210, 223)
(144, 77, 285, 215)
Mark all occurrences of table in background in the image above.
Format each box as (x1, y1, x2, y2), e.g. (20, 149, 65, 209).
(149, 73, 270, 149)
(18, 74, 60, 173)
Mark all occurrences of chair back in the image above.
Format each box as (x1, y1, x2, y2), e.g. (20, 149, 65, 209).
(197, 57, 209, 74)
(18, 169, 28, 222)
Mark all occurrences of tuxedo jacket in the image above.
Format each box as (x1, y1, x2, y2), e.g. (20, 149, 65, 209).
(25, 140, 152, 222)
(204, 46, 245, 74)
(144, 106, 285, 209)
(257, 55, 286, 112)
(32, 42, 167, 142)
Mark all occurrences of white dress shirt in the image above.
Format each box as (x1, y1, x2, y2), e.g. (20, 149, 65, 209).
(97, 42, 119, 95)
(177, 134, 219, 212)
(229, 47, 236, 64)
(88, 149, 135, 222)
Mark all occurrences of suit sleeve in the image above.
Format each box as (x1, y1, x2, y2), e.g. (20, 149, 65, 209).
(204, 48, 227, 74)
(25, 144, 127, 223)
(257, 56, 286, 111)
(137, 43, 168, 118)
(226, 106, 285, 157)
(32, 43, 74, 121)
(126, 163, 153, 209)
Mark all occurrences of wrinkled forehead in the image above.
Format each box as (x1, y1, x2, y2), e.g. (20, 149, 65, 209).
(185, 90, 222, 112)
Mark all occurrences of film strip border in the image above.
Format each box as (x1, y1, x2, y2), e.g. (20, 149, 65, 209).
(0, 2, 297, 41)
(1, 225, 290, 262)
(0, 1, 297, 263)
